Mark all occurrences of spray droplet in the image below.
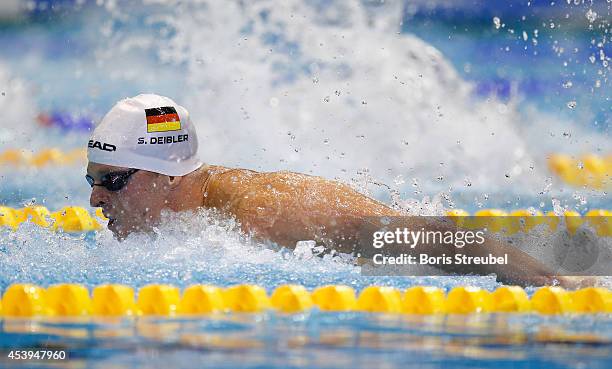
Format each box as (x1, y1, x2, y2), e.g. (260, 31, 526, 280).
(585, 9, 597, 23)
(567, 100, 577, 109)
(493, 17, 501, 29)
(562, 81, 573, 88)
(522, 31, 528, 41)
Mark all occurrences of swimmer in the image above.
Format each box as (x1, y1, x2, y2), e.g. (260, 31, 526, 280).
(86, 94, 590, 287)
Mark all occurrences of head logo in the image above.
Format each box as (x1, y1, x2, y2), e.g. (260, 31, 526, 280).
(88, 140, 117, 152)
(145, 106, 181, 133)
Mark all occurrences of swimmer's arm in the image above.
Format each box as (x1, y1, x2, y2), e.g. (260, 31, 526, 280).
(363, 217, 585, 287)
(206, 169, 585, 287)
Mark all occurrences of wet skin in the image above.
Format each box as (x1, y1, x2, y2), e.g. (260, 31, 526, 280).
(87, 163, 181, 240)
(87, 162, 593, 288)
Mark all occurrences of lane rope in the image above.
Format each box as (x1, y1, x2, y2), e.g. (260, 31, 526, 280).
(1, 283, 610, 317)
(0, 206, 609, 235)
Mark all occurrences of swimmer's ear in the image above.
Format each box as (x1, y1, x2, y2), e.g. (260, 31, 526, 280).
(166, 175, 182, 188)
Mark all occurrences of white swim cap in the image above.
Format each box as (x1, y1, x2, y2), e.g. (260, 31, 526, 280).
(87, 94, 203, 176)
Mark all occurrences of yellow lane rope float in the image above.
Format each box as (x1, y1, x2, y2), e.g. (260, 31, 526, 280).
(2, 149, 610, 190)
(0, 284, 610, 317)
(0, 206, 609, 235)
(0, 206, 105, 232)
(446, 209, 611, 236)
(548, 153, 611, 189)
(0, 148, 87, 167)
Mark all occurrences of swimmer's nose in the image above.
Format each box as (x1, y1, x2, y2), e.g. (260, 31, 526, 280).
(90, 185, 110, 208)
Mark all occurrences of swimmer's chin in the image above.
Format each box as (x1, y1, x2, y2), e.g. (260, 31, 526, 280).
(107, 220, 153, 241)
(107, 221, 129, 241)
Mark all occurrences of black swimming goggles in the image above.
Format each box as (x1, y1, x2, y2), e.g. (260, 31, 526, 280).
(86, 169, 139, 192)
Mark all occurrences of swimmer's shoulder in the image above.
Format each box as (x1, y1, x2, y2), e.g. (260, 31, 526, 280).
(201, 165, 259, 184)
(199, 166, 398, 216)
(201, 166, 306, 187)
(199, 166, 311, 207)
(199, 165, 260, 207)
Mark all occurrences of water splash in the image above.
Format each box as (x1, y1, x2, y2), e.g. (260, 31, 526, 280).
(91, 0, 611, 195)
(0, 65, 37, 146)
(0, 208, 502, 292)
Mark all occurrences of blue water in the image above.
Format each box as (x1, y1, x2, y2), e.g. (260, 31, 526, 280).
(0, 313, 611, 369)
(403, 1, 610, 124)
(0, 1, 611, 368)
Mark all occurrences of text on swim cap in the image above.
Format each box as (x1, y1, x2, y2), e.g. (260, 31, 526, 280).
(137, 134, 188, 145)
(88, 140, 117, 152)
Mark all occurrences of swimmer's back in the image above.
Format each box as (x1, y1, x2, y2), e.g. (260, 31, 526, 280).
(201, 165, 399, 248)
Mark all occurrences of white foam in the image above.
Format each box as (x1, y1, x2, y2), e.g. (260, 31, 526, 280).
(2, 208, 609, 291)
(93, 0, 608, 195)
(0, 209, 366, 290)
(0, 65, 38, 147)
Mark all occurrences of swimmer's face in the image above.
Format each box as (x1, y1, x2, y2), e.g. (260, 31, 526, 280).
(87, 162, 173, 240)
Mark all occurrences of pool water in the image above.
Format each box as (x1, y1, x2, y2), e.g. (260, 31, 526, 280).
(0, 0, 610, 368)
(0, 312, 611, 369)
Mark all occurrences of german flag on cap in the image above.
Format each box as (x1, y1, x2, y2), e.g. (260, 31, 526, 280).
(145, 106, 181, 133)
